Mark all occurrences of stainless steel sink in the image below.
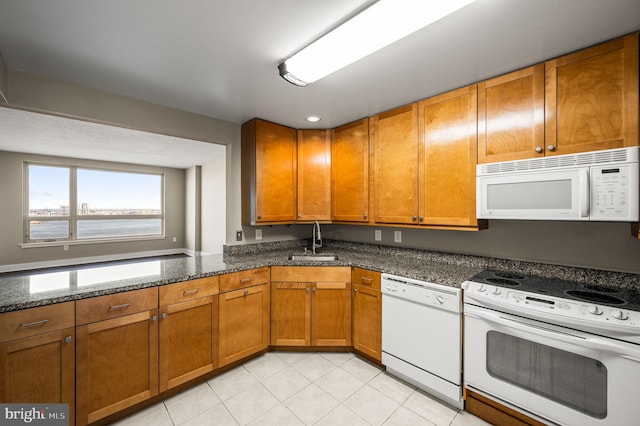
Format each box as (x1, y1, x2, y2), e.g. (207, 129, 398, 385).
(288, 254, 339, 262)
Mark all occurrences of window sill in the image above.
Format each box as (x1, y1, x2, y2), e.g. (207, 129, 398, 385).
(21, 235, 167, 249)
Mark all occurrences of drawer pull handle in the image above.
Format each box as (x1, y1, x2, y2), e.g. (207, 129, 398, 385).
(240, 278, 253, 284)
(20, 319, 50, 328)
(361, 277, 373, 284)
(108, 303, 131, 311)
(183, 288, 200, 296)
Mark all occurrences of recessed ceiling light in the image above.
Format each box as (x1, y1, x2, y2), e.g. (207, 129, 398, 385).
(305, 115, 322, 123)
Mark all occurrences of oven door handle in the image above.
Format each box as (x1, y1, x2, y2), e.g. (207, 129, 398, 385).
(466, 308, 640, 362)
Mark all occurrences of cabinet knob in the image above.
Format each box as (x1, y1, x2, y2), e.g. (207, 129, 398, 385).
(298, 214, 302, 218)
(535, 146, 543, 153)
(547, 145, 556, 152)
(363, 213, 367, 219)
(244, 289, 249, 296)
(353, 288, 358, 293)
(418, 216, 423, 222)
(412, 216, 417, 221)
(312, 287, 316, 292)
(257, 215, 261, 219)
(306, 287, 310, 292)
(64, 336, 72, 343)
(161, 312, 168, 319)
(151, 315, 158, 321)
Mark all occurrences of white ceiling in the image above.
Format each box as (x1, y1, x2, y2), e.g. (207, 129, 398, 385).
(0, 107, 226, 168)
(0, 0, 639, 165)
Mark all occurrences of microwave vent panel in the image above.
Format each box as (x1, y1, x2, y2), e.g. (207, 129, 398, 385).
(478, 147, 639, 175)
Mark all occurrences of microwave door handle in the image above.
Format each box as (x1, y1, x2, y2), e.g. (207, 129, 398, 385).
(579, 168, 589, 218)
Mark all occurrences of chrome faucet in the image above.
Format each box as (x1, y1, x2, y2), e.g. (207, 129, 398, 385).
(312, 220, 322, 254)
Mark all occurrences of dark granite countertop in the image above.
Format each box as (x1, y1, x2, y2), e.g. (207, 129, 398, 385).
(2, 239, 639, 313)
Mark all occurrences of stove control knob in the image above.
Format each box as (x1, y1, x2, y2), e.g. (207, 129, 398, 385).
(477, 285, 487, 293)
(612, 309, 629, 320)
(492, 288, 502, 295)
(588, 305, 603, 316)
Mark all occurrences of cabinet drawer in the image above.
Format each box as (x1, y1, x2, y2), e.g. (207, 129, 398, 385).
(159, 276, 219, 306)
(352, 268, 381, 291)
(0, 302, 75, 343)
(271, 266, 351, 283)
(76, 287, 158, 325)
(219, 267, 269, 293)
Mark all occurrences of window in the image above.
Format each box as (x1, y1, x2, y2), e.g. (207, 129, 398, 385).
(26, 163, 164, 243)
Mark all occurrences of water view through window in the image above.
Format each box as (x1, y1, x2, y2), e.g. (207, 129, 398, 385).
(27, 164, 164, 242)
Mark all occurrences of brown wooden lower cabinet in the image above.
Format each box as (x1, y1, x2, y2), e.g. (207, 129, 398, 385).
(0, 302, 76, 426)
(271, 266, 351, 347)
(351, 268, 382, 361)
(218, 283, 270, 367)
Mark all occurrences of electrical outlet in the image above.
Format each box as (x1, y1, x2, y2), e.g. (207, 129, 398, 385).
(172, 236, 177, 242)
(235, 230, 243, 241)
(394, 230, 402, 243)
(255, 229, 263, 240)
(374, 229, 382, 241)
(63, 245, 69, 251)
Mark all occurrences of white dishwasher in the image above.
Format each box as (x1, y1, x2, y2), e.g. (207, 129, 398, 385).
(381, 273, 463, 409)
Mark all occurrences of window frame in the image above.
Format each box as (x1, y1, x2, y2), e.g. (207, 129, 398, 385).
(23, 162, 165, 246)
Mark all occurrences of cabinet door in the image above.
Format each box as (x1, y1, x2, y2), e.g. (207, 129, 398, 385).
(0, 329, 75, 425)
(371, 104, 420, 224)
(311, 281, 351, 347)
(546, 33, 639, 155)
(298, 129, 331, 221)
(270, 282, 310, 346)
(241, 118, 297, 224)
(76, 310, 158, 425)
(419, 85, 478, 227)
(332, 118, 370, 222)
(159, 296, 218, 392)
(352, 285, 381, 361)
(219, 284, 270, 366)
(478, 64, 545, 163)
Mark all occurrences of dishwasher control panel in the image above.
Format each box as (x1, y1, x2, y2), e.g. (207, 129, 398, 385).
(382, 273, 461, 313)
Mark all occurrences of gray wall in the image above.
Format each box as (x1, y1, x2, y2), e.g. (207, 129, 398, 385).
(0, 151, 185, 266)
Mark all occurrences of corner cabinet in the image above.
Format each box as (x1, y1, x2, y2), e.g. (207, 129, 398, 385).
(242, 118, 297, 225)
(75, 288, 159, 425)
(545, 33, 638, 155)
(218, 268, 270, 367)
(419, 85, 480, 228)
(297, 129, 332, 222)
(371, 104, 420, 225)
(351, 268, 381, 362)
(0, 302, 75, 426)
(331, 118, 370, 223)
(158, 277, 219, 392)
(271, 266, 351, 347)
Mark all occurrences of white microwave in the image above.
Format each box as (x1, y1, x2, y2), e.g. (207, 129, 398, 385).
(476, 147, 639, 221)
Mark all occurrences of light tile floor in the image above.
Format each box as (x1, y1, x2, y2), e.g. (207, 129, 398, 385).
(113, 352, 491, 426)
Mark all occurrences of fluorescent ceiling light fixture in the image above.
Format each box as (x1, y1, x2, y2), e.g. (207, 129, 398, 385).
(278, 0, 476, 87)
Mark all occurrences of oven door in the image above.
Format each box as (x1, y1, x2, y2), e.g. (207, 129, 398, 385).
(464, 304, 640, 426)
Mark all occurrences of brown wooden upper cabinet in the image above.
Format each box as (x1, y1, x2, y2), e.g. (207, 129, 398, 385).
(331, 118, 370, 223)
(297, 129, 331, 222)
(478, 64, 545, 163)
(242, 118, 297, 225)
(371, 104, 420, 224)
(546, 33, 639, 156)
(419, 85, 479, 227)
